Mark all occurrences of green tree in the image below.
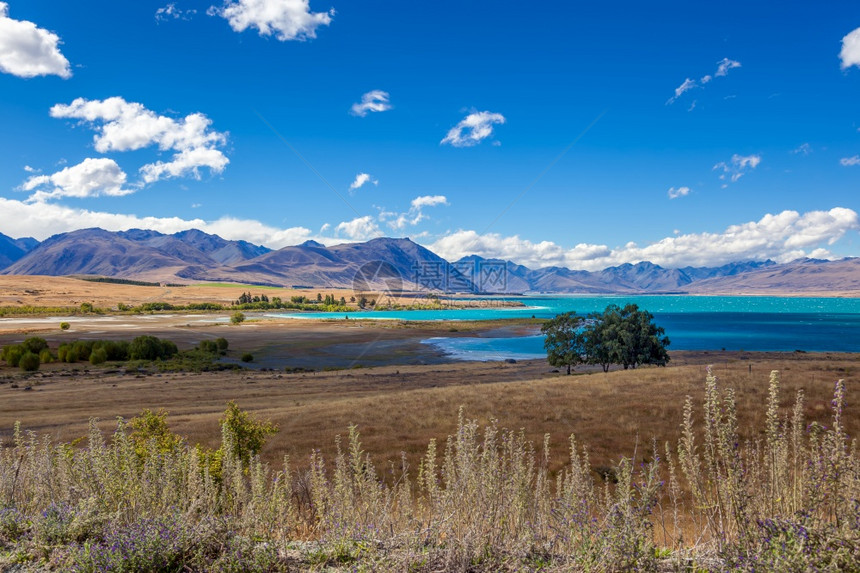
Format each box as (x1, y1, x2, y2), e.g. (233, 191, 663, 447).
(615, 303, 670, 369)
(581, 304, 670, 372)
(230, 311, 245, 325)
(541, 311, 585, 375)
(128, 335, 178, 361)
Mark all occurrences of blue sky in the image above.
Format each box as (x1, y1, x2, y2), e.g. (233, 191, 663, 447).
(1, 0, 859, 270)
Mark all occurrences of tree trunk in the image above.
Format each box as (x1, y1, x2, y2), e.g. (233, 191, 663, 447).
(567, 364, 571, 375)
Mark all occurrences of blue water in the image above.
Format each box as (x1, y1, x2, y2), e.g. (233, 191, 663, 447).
(270, 296, 860, 358)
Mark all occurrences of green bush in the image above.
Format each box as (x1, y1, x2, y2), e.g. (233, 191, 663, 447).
(39, 349, 54, 364)
(199, 340, 219, 353)
(215, 337, 229, 351)
(89, 348, 107, 365)
(19, 351, 40, 371)
(22, 337, 49, 354)
(230, 312, 245, 325)
(129, 336, 178, 361)
(241, 353, 253, 363)
(60, 322, 71, 331)
(72, 341, 94, 361)
(3, 345, 23, 367)
(93, 340, 130, 361)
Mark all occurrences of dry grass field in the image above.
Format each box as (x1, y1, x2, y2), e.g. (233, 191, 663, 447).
(0, 275, 354, 309)
(2, 350, 857, 480)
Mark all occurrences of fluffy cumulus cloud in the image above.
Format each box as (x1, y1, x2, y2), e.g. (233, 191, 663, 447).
(335, 215, 381, 241)
(348, 172, 377, 192)
(840, 155, 860, 166)
(21, 158, 133, 202)
(667, 58, 741, 104)
(840, 26, 860, 69)
(0, 2, 71, 78)
(441, 111, 506, 147)
(714, 153, 761, 185)
(429, 208, 859, 271)
(50, 97, 229, 184)
(155, 3, 197, 22)
(208, 0, 333, 41)
(350, 90, 391, 117)
(667, 186, 691, 199)
(0, 197, 316, 248)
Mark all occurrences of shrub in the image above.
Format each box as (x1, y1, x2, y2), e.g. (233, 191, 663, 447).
(230, 311, 245, 325)
(94, 340, 130, 361)
(129, 409, 185, 460)
(199, 340, 219, 353)
(3, 345, 23, 367)
(22, 337, 49, 354)
(19, 351, 40, 371)
(57, 343, 78, 363)
(39, 349, 54, 364)
(72, 340, 93, 361)
(215, 337, 229, 351)
(241, 353, 253, 363)
(89, 348, 107, 365)
(60, 321, 70, 331)
(129, 336, 178, 361)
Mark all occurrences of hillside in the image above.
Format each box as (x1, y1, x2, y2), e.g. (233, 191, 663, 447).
(0, 227, 858, 295)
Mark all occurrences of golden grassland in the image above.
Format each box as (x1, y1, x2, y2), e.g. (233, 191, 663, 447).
(2, 351, 857, 480)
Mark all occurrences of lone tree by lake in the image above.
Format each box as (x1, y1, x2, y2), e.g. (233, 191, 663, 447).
(543, 304, 670, 373)
(541, 311, 585, 374)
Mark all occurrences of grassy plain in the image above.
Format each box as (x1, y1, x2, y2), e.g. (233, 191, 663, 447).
(2, 349, 857, 481)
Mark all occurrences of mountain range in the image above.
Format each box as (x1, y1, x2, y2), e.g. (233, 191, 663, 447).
(1, 228, 858, 295)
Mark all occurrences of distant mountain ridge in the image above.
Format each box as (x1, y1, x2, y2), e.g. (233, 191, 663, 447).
(0, 227, 858, 294)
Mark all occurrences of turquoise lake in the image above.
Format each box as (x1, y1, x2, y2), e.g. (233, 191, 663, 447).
(271, 295, 860, 359)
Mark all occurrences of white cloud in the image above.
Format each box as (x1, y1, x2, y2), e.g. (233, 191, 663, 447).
(22, 158, 133, 202)
(348, 172, 377, 192)
(667, 186, 691, 199)
(441, 111, 506, 147)
(208, 0, 333, 42)
(714, 153, 761, 184)
(0, 2, 71, 78)
(840, 27, 860, 69)
(668, 58, 741, 104)
(792, 143, 812, 155)
(667, 78, 698, 104)
(380, 195, 449, 230)
(50, 97, 229, 184)
(335, 215, 380, 241)
(0, 197, 315, 249)
(410, 195, 448, 209)
(350, 90, 392, 117)
(840, 155, 860, 166)
(155, 3, 197, 22)
(715, 57, 741, 77)
(428, 208, 860, 271)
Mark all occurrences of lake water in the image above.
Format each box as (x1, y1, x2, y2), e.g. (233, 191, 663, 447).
(271, 295, 860, 359)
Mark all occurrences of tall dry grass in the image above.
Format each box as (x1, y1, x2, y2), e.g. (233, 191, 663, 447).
(1, 369, 858, 571)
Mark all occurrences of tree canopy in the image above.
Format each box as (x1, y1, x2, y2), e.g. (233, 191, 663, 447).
(541, 311, 585, 375)
(542, 304, 670, 374)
